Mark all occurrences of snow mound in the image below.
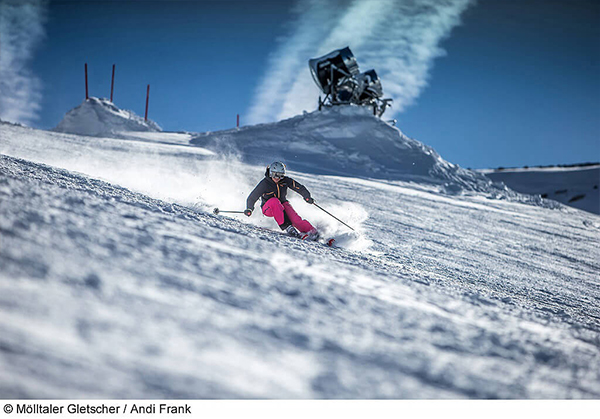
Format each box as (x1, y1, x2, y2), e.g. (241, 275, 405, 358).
(54, 97, 161, 137)
(190, 106, 550, 205)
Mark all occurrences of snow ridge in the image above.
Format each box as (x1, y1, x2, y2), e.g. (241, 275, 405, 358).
(482, 165, 600, 215)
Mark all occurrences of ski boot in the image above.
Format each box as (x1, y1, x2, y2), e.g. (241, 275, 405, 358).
(285, 225, 303, 239)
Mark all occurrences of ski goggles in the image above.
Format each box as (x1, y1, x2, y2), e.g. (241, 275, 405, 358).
(271, 172, 284, 178)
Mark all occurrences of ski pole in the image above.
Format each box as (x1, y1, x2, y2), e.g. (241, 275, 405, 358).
(313, 202, 355, 232)
(213, 208, 245, 215)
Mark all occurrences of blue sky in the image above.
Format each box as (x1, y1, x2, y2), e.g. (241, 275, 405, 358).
(4, 0, 599, 169)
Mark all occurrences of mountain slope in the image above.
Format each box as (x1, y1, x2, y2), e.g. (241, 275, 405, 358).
(1, 147, 599, 398)
(481, 165, 600, 215)
(1, 101, 599, 398)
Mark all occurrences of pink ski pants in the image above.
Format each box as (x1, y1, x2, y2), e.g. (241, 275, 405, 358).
(262, 197, 314, 233)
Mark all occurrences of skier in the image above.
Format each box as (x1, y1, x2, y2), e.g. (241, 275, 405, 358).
(245, 161, 319, 240)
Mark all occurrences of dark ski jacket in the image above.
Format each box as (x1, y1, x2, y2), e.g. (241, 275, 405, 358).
(246, 168, 312, 210)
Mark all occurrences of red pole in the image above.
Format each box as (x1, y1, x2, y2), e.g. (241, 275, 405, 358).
(145, 84, 150, 121)
(110, 64, 115, 102)
(85, 63, 89, 100)
(237, 114, 239, 127)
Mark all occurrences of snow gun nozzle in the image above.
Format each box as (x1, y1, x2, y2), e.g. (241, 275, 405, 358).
(213, 208, 220, 215)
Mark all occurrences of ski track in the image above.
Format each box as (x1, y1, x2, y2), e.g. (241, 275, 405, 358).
(1, 152, 600, 399)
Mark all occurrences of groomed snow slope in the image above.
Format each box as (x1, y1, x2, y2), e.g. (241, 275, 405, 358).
(1, 112, 600, 398)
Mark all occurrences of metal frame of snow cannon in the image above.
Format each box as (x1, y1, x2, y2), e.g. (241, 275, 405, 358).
(309, 46, 359, 95)
(314, 66, 359, 109)
(310, 47, 361, 109)
(309, 47, 393, 117)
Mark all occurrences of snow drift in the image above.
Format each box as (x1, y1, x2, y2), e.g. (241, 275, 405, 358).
(54, 97, 161, 137)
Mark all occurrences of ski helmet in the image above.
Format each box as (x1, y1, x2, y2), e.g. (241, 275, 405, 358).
(269, 161, 286, 178)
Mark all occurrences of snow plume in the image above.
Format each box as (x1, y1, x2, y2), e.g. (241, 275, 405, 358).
(247, 0, 474, 123)
(298, 197, 373, 251)
(0, 0, 47, 125)
(246, 0, 343, 124)
(2, 127, 252, 215)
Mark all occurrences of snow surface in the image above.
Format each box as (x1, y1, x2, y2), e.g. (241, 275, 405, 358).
(191, 107, 532, 196)
(54, 97, 161, 137)
(1, 105, 600, 399)
(481, 166, 600, 215)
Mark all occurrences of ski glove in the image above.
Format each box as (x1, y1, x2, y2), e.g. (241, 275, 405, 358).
(305, 197, 315, 204)
(244, 209, 253, 217)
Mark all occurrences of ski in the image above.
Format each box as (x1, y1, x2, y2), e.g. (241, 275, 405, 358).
(297, 230, 335, 247)
(284, 228, 337, 248)
(212, 210, 336, 247)
(297, 233, 336, 248)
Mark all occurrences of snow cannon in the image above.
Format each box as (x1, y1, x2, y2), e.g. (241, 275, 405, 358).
(309, 46, 360, 96)
(308, 47, 392, 117)
(354, 70, 392, 117)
